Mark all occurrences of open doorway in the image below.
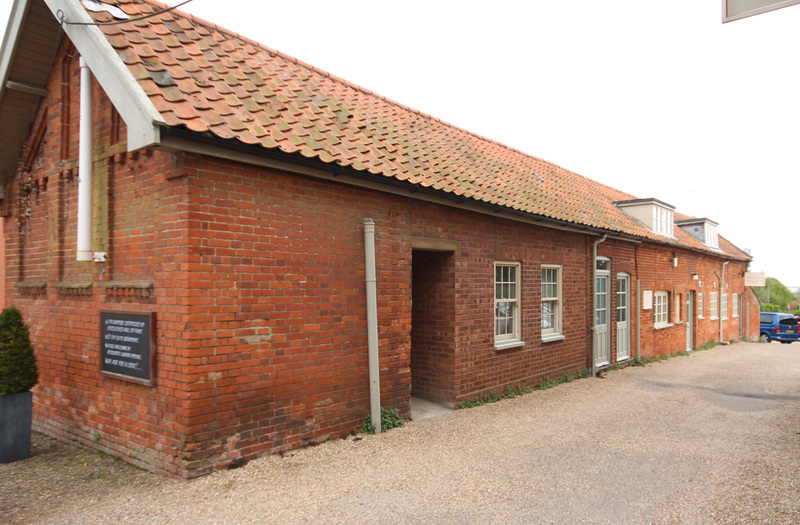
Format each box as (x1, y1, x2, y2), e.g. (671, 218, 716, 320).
(410, 249, 456, 405)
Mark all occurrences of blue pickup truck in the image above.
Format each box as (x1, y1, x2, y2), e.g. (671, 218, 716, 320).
(760, 312, 799, 343)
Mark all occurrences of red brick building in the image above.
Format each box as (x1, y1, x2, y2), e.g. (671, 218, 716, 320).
(0, 0, 756, 478)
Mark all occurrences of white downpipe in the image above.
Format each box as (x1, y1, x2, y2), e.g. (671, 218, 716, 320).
(591, 234, 608, 377)
(363, 219, 381, 434)
(77, 57, 93, 261)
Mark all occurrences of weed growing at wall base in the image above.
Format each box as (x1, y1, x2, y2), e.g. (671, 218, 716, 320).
(537, 370, 590, 390)
(456, 373, 587, 410)
(360, 407, 405, 434)
(631, 342, 719, 367)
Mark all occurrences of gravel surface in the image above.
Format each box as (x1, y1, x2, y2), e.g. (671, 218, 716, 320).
(2, 341, 799, 524)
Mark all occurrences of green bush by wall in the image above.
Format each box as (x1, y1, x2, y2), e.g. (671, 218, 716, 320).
(0, 307, 38, 396)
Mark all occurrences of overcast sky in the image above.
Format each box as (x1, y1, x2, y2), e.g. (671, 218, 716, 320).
(2, 1, 799, 288)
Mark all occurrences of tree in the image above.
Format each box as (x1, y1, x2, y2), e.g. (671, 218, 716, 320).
(753, 277, 795, 311)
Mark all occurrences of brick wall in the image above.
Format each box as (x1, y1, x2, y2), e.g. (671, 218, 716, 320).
(597, 240, 757, 361)
(0, 217, 4, 310)
(2, 51, 190, 476)
(3, 50, 756, 479)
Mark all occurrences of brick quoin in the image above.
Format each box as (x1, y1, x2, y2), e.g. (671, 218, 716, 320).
(2, 47, 757, 479)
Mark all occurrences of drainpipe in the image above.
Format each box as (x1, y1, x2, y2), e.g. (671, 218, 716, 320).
(77, 57, 93, 261)
(719, 261, 729, 343)
(591, 234, 608, 377)
(363, 219, 381, 434)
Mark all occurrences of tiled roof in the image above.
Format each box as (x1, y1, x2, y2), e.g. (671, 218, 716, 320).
(86, 0, 747, 259)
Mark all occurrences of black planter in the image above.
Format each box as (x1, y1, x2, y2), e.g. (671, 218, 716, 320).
(0, 391, 33, 463)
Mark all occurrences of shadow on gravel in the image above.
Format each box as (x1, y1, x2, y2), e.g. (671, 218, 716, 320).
(635, 378, 800, 412)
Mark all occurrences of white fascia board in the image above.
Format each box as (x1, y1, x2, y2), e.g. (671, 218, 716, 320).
(0, 0, 31, 101)
(44, 0, 165, 151)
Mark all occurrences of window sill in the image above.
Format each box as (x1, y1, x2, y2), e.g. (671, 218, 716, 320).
(541, 334, 566, 343)
(654, 323, 674, 330)
(495, 340, 525, 351)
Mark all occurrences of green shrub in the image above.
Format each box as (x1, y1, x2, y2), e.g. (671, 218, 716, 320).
(360, 407, 404, 434)
(0, 307, 38, 395)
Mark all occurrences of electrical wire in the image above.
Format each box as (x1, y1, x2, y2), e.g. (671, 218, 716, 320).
(57, 0, 194, 27)
(56, 1, 195, 57)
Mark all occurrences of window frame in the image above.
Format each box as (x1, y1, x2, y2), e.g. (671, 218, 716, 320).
(616, 273, 630, 325)
(704, 223, 719, 249)
(653, 205, 674, 237)
(710, 291, 719, 319)
(732, 293, 739, 318)
(540, 264, 564, 342)
(721, 293, 728, 320)
(654, 291, 670, 328)
(697, 292, 704, 319)
(494, 262, 524, 350)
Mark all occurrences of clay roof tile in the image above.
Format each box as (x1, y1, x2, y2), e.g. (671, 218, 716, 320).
(88, 1, 747, 258)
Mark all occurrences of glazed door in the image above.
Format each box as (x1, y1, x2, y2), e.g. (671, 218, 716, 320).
(594, 274, 610, 367)
(616, 275, 630, 361)
(686, 291, 694, 351)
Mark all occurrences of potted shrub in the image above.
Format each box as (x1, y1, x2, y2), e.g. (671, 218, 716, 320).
(0, 306, 38, 463)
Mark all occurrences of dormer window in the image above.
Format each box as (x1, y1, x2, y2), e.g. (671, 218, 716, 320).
(676, 218, 720, 250)
(614, 198, 676, 238)
(704, 223, 719, 249)
(652, 205, 674, 237)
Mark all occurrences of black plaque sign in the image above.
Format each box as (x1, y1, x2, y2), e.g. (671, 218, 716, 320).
(100, 311, 156, 386)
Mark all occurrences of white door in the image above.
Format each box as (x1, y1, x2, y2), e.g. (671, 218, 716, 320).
(738, 293, 743, 339)
(686, 291, 694, 351)
(616, 275, 630, 361)
(594, 274, 610, 367)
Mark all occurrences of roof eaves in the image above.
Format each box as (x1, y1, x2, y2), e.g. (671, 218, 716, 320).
(614, 197, 676, 210)
(636, 230, 751, 262)
(0, 0, 28, 94)
(46, 0, 165, 150)
(675, 217, 719, 227)
(161, 126, 625, 239)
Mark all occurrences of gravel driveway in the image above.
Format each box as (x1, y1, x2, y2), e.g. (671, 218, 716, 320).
(2, 341, 799, 524)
